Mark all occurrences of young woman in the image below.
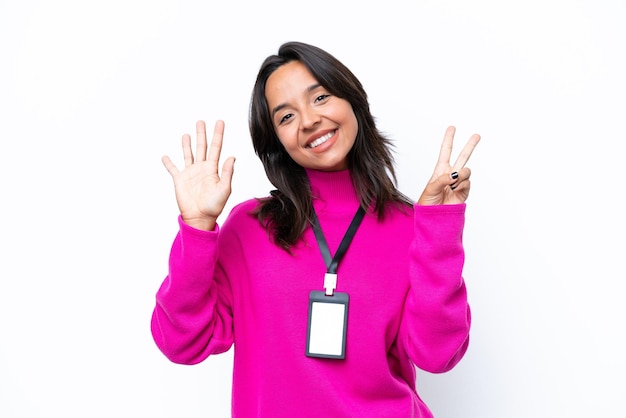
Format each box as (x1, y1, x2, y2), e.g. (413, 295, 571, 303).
(152, 41, 480, 417)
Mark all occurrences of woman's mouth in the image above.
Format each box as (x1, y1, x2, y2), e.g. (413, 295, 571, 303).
(306, 131, 335, 149)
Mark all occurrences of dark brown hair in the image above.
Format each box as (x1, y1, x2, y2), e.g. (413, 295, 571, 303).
(249, 41, 413, 251)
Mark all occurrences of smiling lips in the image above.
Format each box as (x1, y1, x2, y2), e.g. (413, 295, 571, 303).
(306, 131, 335, 149)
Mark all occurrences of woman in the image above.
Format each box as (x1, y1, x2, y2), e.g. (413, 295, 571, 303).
(152, 41, 480, 417)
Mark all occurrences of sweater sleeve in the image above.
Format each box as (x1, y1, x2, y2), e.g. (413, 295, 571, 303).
(150, 216, 234, 364)
(400, 203, 471, 374)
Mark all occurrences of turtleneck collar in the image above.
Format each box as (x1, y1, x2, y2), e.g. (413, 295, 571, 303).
(305, 169, 359, 213)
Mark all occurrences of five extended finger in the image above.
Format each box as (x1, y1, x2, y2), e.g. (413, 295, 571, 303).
(182, 134, 194, 167)
(220, 156, 236, 187)
(195, 120, 208, 162)
(161, 155, 178, 177)
(207, 120, 226, 172)
(161, 155, 179, 177)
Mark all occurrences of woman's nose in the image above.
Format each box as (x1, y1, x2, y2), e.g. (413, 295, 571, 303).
(300, 105, 321, 129)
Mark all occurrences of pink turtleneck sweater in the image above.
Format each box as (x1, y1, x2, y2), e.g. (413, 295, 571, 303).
(151, 169, 470, 417)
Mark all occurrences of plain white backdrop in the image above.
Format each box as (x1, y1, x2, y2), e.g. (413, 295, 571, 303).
(1, 0, 624, 417)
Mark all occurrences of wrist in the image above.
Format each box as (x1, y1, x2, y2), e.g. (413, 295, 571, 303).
(181, 215, 217, 231)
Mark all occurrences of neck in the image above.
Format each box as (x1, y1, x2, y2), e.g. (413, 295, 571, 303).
(306, 169, 359, 213)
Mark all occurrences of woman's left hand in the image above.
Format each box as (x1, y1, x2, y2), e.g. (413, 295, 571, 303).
(417, 126, 481, 206)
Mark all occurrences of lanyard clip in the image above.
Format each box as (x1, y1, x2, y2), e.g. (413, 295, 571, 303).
(324, 273, 337, 296)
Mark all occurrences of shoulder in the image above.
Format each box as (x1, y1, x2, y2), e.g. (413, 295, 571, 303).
(229, 198, 261, 217)
(222, 198, 262, 229)
(385, 201, 415, 221)
(363, 202, 414, 234)
(216, 198, 265, 248)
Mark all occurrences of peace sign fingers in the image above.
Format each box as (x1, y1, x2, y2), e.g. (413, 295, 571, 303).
(436, 125, 458, 167)
(418, 126, 481, 206)
(452, 132, 481, 172)
(435, 126, 480, 171)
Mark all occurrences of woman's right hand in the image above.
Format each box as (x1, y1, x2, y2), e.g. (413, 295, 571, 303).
(162, 120, 235, 231)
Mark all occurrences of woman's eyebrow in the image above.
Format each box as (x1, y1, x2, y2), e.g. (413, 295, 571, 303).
(271, 83, 323, 117)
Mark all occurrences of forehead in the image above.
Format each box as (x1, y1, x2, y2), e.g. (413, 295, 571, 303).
(265, 61, 321, 104)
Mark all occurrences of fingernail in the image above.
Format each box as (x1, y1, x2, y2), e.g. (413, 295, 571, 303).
(451, 171, 459, 180)
(450, 184, 457, 190)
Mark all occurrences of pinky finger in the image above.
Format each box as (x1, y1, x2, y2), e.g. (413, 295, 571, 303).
(161, 155, 179, 177)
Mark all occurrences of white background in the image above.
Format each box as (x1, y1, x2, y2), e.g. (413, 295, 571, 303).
(1, 0, 624, 417)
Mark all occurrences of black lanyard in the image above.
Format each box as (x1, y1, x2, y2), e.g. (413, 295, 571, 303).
(311, 206, 366, 294)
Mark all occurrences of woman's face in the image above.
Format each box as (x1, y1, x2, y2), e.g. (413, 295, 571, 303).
(265, 60, 358, 171)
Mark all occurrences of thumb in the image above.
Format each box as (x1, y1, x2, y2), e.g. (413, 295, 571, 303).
(220, 156, 236, 185)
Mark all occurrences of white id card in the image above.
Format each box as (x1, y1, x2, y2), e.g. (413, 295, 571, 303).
(306, 291, 349, 359)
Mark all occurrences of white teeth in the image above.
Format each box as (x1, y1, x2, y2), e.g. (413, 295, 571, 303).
(307, 132, 334, 149)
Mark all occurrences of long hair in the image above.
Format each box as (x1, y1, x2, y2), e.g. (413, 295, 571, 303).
(249, 41, 413, 251)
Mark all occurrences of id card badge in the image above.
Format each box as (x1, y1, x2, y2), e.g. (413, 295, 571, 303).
(306, 290, 349, 359)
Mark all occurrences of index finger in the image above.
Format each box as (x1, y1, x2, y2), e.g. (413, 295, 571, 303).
(207, 120, 226, 171)
(436, 126, 457, 165)
(452, 133, 481, 170)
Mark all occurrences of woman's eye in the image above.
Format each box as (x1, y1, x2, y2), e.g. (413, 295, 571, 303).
(279, 113, 293, 124)
(314, 94, 330, 103)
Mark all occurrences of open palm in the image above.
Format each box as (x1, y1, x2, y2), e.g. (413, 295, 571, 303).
(162, 120, 235, 231)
